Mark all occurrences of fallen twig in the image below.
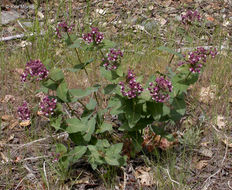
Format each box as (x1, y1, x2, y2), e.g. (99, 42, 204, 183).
(164, 167, 180, 187)
(0, 32, 44, 42)
(16, 132, 68, 150)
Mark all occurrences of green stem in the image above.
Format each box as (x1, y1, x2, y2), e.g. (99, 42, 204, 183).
(168, 25, 189, 67)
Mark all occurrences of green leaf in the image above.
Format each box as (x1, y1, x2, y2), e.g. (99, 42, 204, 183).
(51, 116, 62, 131)
(68, 146, 87, 162)
(64, 34, 77, 46)
(83, 117, 96, 142)
(124, 101, 142, 128)
(66, 118, 86, 133)
(86, 98, 97, 110)
(105, 143, 123, 166)
(69, 38, 81, 49)
(69, 87, 99, 101)
(56, 143, 67, 154)
(49, 68, 64, 82)
(87, 145, 104, 170)
(100, 66, 119, 81)
(96, 139, 110, 148)
(157, 46, 183, 58)
(56, 81, 69, 102)
(96, 123, 113, 134)
(108, 95, 125, 115)
(102, 39, 116, 49)
(103, 84, 117, 94)
(42, 79, 59, 90)
(147, 102, 163, 120)
(170, 94, 186, 121)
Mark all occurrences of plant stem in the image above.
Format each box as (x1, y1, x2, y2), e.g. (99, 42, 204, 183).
(168, 25, 189, 67)
(74, 48, 100, 106)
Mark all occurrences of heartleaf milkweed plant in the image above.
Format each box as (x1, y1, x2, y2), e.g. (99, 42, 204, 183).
(18, 10, 217, 170)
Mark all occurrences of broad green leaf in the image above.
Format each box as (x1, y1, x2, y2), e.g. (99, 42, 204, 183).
(102, 39, 116, 49)
(83, 117, 96, 142)
(69, 38, 81, 49)
(49, 68, 64, 82)
(96, 139, 110, 148)
(56, 143, 67, 154)
(103, 84, 117, 94)
(105, 143, 123, 166)
(170, 94, 186, 121)
(42, 79, 58, 90)
(86, 98, 97, 110)
(56, 81, 69, 102)
(124, 101, 142, 128)
(51, 116, 62, 131)
(96, 123, 113, 134)
(69, 87, 99, 101)
(108, 95, 125, 115)
(66, 118, 86, 133)
(68, 146, 87, 162)
(147, 102, 163, 120)
(100, 66, 119, 81)
(87, 145, 104, 170)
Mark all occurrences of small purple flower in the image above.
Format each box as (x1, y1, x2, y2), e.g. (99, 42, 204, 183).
(21, 60, 49, 82)
(82, 27, 104, 44)
(39, 96, 57, 117)
(56, 21, 74, 38)
(181, 10, 201, 25)
(18, 101, 30, 121)
(179, 47, 217, 73)
(103, 48, 123, 70)
(119, 69, 143, 99)
(148, 77, 172, 103)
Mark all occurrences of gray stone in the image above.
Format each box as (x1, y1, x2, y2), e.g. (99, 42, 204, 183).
(1, 10, 21, 25)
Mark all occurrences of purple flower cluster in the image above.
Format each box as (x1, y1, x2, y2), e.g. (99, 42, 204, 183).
(181, 10, 201, 24)
(18, 101, 30, 121)
(103, 48, 123, 70)
(180, 47, 217, 73)
(39, 96, 57, 117)
(56, 21, 74, 38)
(119, 69, 143, 99)
(21, 60, 49, 82)
(148, 77, 172, 103)
(82, 27, 104, 44)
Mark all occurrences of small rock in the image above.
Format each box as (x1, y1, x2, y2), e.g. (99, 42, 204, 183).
(1, 10, 21, 25)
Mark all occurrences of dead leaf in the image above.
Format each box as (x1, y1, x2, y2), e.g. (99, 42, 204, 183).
(206, 16, 215, 22)
(7, 134, 14, 142)
(222, 138, 232, 148)
(216, 115, 226, 129)
(9, 120, 19, 129)
(199, 86, 216, 104)
(1, 95, 15, 103)
(20, 120, 31, 127)
(134, 166, 154, 186)
(200, 142, 210, 147)
(74, 177, 90, 184)
(0, 152, 9, 163)
(1, 115, 13, 121)
(195, 160, 208, 170)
